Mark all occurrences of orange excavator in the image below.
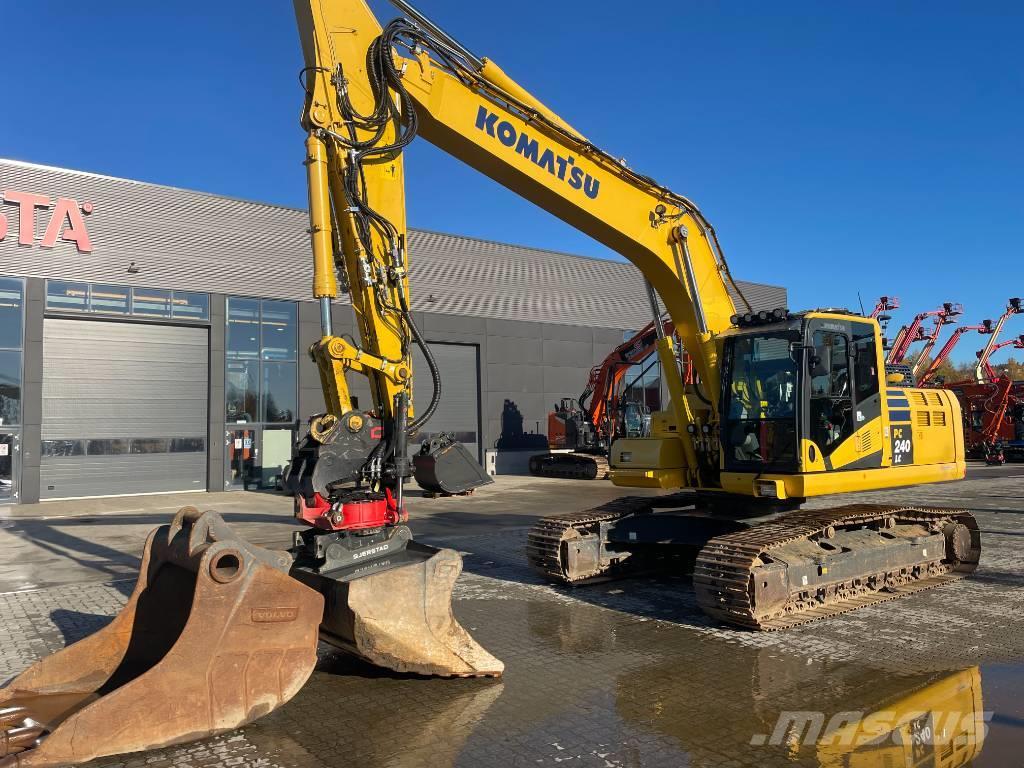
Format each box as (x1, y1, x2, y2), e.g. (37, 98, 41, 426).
(529, 318, 678, 479)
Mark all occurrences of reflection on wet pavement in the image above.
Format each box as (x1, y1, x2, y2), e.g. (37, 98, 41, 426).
(3, 471, 1023, 768)
(196, 596, 1021, 768)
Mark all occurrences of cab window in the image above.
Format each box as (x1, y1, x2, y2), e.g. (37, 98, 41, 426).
(722, 332, 799, 472)
(809, 330, 854, 457)
(851, 324, 879, 404)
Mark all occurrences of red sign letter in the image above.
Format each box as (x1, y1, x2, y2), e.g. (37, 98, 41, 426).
(2, 190, 51, 245)
(42, 197, 93, 253)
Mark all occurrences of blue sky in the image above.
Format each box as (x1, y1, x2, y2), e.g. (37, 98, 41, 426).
(3, 1, 1022, 361)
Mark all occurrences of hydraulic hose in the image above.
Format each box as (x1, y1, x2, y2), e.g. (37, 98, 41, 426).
(406, 307, 441, 433)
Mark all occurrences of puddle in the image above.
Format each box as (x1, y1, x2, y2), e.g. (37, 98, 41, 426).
(227, 596, 1024, 767)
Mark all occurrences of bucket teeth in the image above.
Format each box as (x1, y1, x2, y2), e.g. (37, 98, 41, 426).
(0, 709, 29, 729)
(0, 507, 503, 767)
(0, 508, 324, 768)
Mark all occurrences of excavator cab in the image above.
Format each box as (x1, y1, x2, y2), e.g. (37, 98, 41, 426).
(720, 311, 885, 481)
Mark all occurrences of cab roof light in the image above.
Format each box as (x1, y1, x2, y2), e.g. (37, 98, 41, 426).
(730, 308, 790, 328)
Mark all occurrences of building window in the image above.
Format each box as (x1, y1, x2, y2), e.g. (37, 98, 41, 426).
(260, 300, 298, 361)
(46, 280, 88, 312)
(90, 284, 130, 314)
(226, 360, 259, 422)
(227, 298, 260, 360)
(0, 277, 24, 427)
(172, 292, 210, 321)
(45, 281, 209, 321)
(226, 298, 298, 425)
(262, 362, 297, 423)
(132, 288, 172, 318)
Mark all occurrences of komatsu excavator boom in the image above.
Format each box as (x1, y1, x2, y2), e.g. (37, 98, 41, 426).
(0, 1, 985, 764)
(284, 0, 978, 628)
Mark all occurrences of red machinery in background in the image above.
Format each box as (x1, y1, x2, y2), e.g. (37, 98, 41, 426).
(976, 334, 1024, 382)
(918, 320, 994, 387)
(886, 302, 963, 379)
(530, 318, 678, 479)
(942, 298, 1024, 463)
(870, 295, 900, 318)
(869, 295, 899, 348)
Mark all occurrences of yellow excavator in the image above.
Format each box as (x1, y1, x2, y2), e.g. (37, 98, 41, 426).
(0, 0, 982, 765)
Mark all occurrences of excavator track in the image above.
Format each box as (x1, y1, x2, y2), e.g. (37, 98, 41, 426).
(528, 452, 610, 480)
(528, 500, 981, 629)
(693, 504, 980, 630)
(526, 493, 692, 582)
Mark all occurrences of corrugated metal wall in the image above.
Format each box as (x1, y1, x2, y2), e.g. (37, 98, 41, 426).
(0, 159, 785, 332)
(40, 319, 208, 499)
(411, 342, 480, 457)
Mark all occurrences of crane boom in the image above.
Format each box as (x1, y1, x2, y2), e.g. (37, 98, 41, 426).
(974, 298, 1023, 382)
(918, 321, 993, 386)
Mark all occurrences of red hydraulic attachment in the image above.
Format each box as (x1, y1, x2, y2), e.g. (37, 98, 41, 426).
(918, 320, 994, 386)
(294, 489, 407, 531)
(886, 302, 963, 367)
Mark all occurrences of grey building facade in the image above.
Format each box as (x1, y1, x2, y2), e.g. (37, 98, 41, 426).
(0, 158, 786, 504)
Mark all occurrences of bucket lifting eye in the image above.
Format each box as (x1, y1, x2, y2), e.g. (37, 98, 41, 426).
(210, 550, 243, 584)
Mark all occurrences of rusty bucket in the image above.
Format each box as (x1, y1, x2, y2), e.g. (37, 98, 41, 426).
(0, 508, 323, 768)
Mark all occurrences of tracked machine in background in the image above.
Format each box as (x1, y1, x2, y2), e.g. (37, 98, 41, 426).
(529, 319, 678, 480)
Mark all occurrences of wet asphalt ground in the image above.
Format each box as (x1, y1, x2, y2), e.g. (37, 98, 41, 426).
(1, 466, 1022, 767)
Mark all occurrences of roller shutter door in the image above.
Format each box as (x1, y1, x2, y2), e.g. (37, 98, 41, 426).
(411, 342, 480, 461)
(40, 319, 208, 499)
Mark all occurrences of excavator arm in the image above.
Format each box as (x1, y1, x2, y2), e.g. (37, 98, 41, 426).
(292, 0, 754, 487)
(530, 318, 677, 479)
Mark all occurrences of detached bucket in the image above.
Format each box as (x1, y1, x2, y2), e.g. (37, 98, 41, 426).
(292, 540, 503, 678)
(0, 508, 323, 768)
(414, 435, 493, 495)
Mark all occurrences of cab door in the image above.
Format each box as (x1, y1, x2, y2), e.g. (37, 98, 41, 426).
(802, 319, 884, 471)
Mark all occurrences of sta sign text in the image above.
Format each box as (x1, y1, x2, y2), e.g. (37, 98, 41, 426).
(0, 189, 93, 253)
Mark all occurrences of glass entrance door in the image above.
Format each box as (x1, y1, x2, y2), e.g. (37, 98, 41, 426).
(0, 432, 19, 503)
(225, 427, 259, 491)
(225, 427, 296, 491)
